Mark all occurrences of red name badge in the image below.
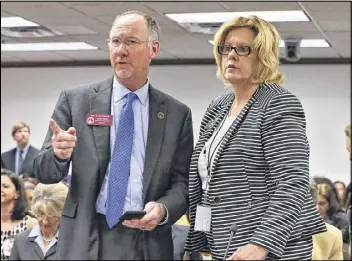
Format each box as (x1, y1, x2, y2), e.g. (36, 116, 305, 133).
(86, 114, 112, 126)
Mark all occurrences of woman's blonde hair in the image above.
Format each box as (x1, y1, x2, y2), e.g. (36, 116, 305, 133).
(213, 15, 284, 86)
(31, 182, 68, 218)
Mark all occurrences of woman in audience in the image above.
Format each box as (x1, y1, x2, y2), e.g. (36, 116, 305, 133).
(22, 177, 39, 205)
(314, 177, 349, 244)
(9, 182, 68, 260)
(1, 169, 36, 260)
(334, 181, 347, 209)
(310, 179, 343, 260)
(184, 15, 326, 260)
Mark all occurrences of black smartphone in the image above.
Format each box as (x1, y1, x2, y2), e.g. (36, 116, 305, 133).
(119, 211, 146, 222)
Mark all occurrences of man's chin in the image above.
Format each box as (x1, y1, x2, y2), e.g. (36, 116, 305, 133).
(116, 69, 132, 79)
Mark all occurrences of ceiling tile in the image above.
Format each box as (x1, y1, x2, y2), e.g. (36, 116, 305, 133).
(53, 49, 109, 61)
(1, 53, 22, 62)
(272, 22, 320, 33)
(300, 2, 351, 12)
(5, 51, 73, 62)
(143, 2, 227, 13)
(320, 21, 350, 32)
(65, 2, 150, 16)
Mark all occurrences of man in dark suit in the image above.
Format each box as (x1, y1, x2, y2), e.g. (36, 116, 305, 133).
(1, 121, 39, 178)
(33, 10, 193, 260)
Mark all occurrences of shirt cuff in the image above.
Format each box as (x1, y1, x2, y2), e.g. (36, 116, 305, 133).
(158, 203, 169, 226)
(54, 156, 69, 172)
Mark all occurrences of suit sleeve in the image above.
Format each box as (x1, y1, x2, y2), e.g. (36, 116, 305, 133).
(1, 155, 4, 169)
(249, 92, 310, 258)
(33, 90, 72, 184)
(157, 108, 194, 225)
(9, 236, 20, 260)
(330, 229, 343, 260)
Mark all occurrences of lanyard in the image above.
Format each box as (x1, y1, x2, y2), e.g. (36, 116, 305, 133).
(203, 114, 229, 203)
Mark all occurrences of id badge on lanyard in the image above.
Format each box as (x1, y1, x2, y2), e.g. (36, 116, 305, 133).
(195, 174, 211, 232)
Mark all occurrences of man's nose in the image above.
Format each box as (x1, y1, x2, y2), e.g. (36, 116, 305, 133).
(115, 42, 128, 55)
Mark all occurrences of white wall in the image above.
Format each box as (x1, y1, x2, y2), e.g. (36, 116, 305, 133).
(1, 64, 350, 184)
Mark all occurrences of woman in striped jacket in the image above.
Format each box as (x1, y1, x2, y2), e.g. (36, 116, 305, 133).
(184, 16, 326, 260)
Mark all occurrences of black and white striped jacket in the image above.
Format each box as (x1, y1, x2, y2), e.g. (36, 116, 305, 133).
(184, 83, 326, 260)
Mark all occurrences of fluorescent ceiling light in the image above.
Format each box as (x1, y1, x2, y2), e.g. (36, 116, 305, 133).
(209, 39, 330, 48)
(1, 42, 99, 51)
(1, 17, 39, 28)
(165, 10, 309, 23)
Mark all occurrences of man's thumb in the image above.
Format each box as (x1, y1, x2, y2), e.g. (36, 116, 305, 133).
(67, 127, 76, 136)
(144, 202, 157, 213)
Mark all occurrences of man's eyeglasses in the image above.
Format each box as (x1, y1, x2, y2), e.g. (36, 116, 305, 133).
(106, 37, 150, 49)
(218, 45, 253, 56)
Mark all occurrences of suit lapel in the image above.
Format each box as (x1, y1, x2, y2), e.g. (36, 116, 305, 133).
(89, 78, 113, 185)
(142, 86, 166, 200)
(192, 95, 233, 173)
(29, 239, 45, 260)
(9, 148, 16, 173)
(44, 243, 57, 258)
(211, 91, 258, 174)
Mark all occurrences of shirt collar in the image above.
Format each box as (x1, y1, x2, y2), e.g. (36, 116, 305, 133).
(112, 76, 149, 106)
(28, 224, 59, 239)
(16, 144, 30, 154)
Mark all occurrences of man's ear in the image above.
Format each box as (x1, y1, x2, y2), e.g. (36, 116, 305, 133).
(150, 41, 160, 59)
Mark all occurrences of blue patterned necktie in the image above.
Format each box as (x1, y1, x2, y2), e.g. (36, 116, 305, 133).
(106, 92, 138, 228)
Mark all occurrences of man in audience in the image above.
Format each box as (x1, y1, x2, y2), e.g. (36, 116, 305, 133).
(33, 10, 193, 260)
(1, 121, 39, 178)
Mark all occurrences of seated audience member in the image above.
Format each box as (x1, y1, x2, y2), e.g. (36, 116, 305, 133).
(22, 177, 39, 205)
(310, 180, 343, 260)
(334, 181, 347, 210)
(1, 170, 37, 260)
(314, 177, 350, 259)
(9, 182, 68, 260)
(314, 177, 349, 245)
(1, 122, 40, 178)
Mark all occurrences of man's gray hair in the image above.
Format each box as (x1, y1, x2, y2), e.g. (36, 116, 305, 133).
(111, 10, 160, 43)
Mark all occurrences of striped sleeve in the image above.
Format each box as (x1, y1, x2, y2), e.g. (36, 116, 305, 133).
(249, 92, 310, 258)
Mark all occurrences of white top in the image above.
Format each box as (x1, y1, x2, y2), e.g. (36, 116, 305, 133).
(198, 115, 237, 191)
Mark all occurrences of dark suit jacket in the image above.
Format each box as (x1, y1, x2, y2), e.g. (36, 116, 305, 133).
(184, 84, 326, 260)
(1, 145, 40, 178)
(33, 77, 194, 260)
(9, 229, 57, 260)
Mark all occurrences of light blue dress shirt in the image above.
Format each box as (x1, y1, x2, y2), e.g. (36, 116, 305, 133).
(28, 224, 59, 255)
(96, 77, 149, 214)
(15, 144, 29, 174)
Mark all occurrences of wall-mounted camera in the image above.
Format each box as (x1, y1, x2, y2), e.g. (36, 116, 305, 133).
(284, 38, 301, 62)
